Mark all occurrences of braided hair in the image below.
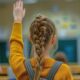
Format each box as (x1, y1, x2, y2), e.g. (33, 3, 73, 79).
(30, 15, 56, 80)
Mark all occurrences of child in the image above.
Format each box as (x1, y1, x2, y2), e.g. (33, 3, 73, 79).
(9, 0, 73, 80)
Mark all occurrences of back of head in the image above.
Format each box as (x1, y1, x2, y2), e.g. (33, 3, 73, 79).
(30, 14, 56, 80)
(55, 52, 68, 63)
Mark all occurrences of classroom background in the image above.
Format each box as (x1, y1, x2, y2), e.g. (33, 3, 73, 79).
(0, 0, 80, 80)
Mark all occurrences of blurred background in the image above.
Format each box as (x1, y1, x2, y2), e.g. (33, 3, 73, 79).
(0, 0, 80, 80)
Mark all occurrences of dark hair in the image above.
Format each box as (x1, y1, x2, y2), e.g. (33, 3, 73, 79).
(30, 15, 56, 80)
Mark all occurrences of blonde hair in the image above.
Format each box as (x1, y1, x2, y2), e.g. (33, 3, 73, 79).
(30, 15, 56, 80)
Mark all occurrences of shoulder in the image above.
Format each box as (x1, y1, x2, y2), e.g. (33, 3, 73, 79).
(60, 63, 72, 76)
(60, 63, 73, 79)
(61, 63, 71, 71)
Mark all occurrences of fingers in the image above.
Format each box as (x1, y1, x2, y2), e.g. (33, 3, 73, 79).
(18, 0, 22, 8)
(14, 0, 23, 9)
(20, 0, 23, 9)
(13, 0, 25, 21)
(16, 0, 19, 7)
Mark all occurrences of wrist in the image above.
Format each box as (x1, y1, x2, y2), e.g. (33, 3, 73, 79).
(14, 17, 23, 23)
(14, 19, 22, 23)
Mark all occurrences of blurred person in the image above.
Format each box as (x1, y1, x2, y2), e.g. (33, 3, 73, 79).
(55, 52, 68, 64)
(9, 0, 73, 80)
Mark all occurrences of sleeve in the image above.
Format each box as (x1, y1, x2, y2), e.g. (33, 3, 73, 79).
(9, 23, 27, 79)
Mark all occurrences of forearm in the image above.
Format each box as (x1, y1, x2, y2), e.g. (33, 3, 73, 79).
(9, 22, 24, 63)
(10, 23, 23, 47)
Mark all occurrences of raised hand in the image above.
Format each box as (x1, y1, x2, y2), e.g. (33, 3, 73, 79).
(13, 0, 25, 22)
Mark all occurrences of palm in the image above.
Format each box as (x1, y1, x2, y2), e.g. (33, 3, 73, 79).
(13, 0, 25, 22)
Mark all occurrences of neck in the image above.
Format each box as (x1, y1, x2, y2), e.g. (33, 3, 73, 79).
(43, 50, 50, 58)
(34, 50, 50, 60)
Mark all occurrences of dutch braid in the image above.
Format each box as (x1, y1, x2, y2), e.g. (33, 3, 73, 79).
(30, 15, 56, 80)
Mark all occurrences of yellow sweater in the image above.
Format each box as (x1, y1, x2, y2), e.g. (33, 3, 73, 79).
(9, 23, 73, 80)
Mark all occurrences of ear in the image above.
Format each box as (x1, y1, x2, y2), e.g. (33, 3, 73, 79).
(51, 35, 56, 45)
